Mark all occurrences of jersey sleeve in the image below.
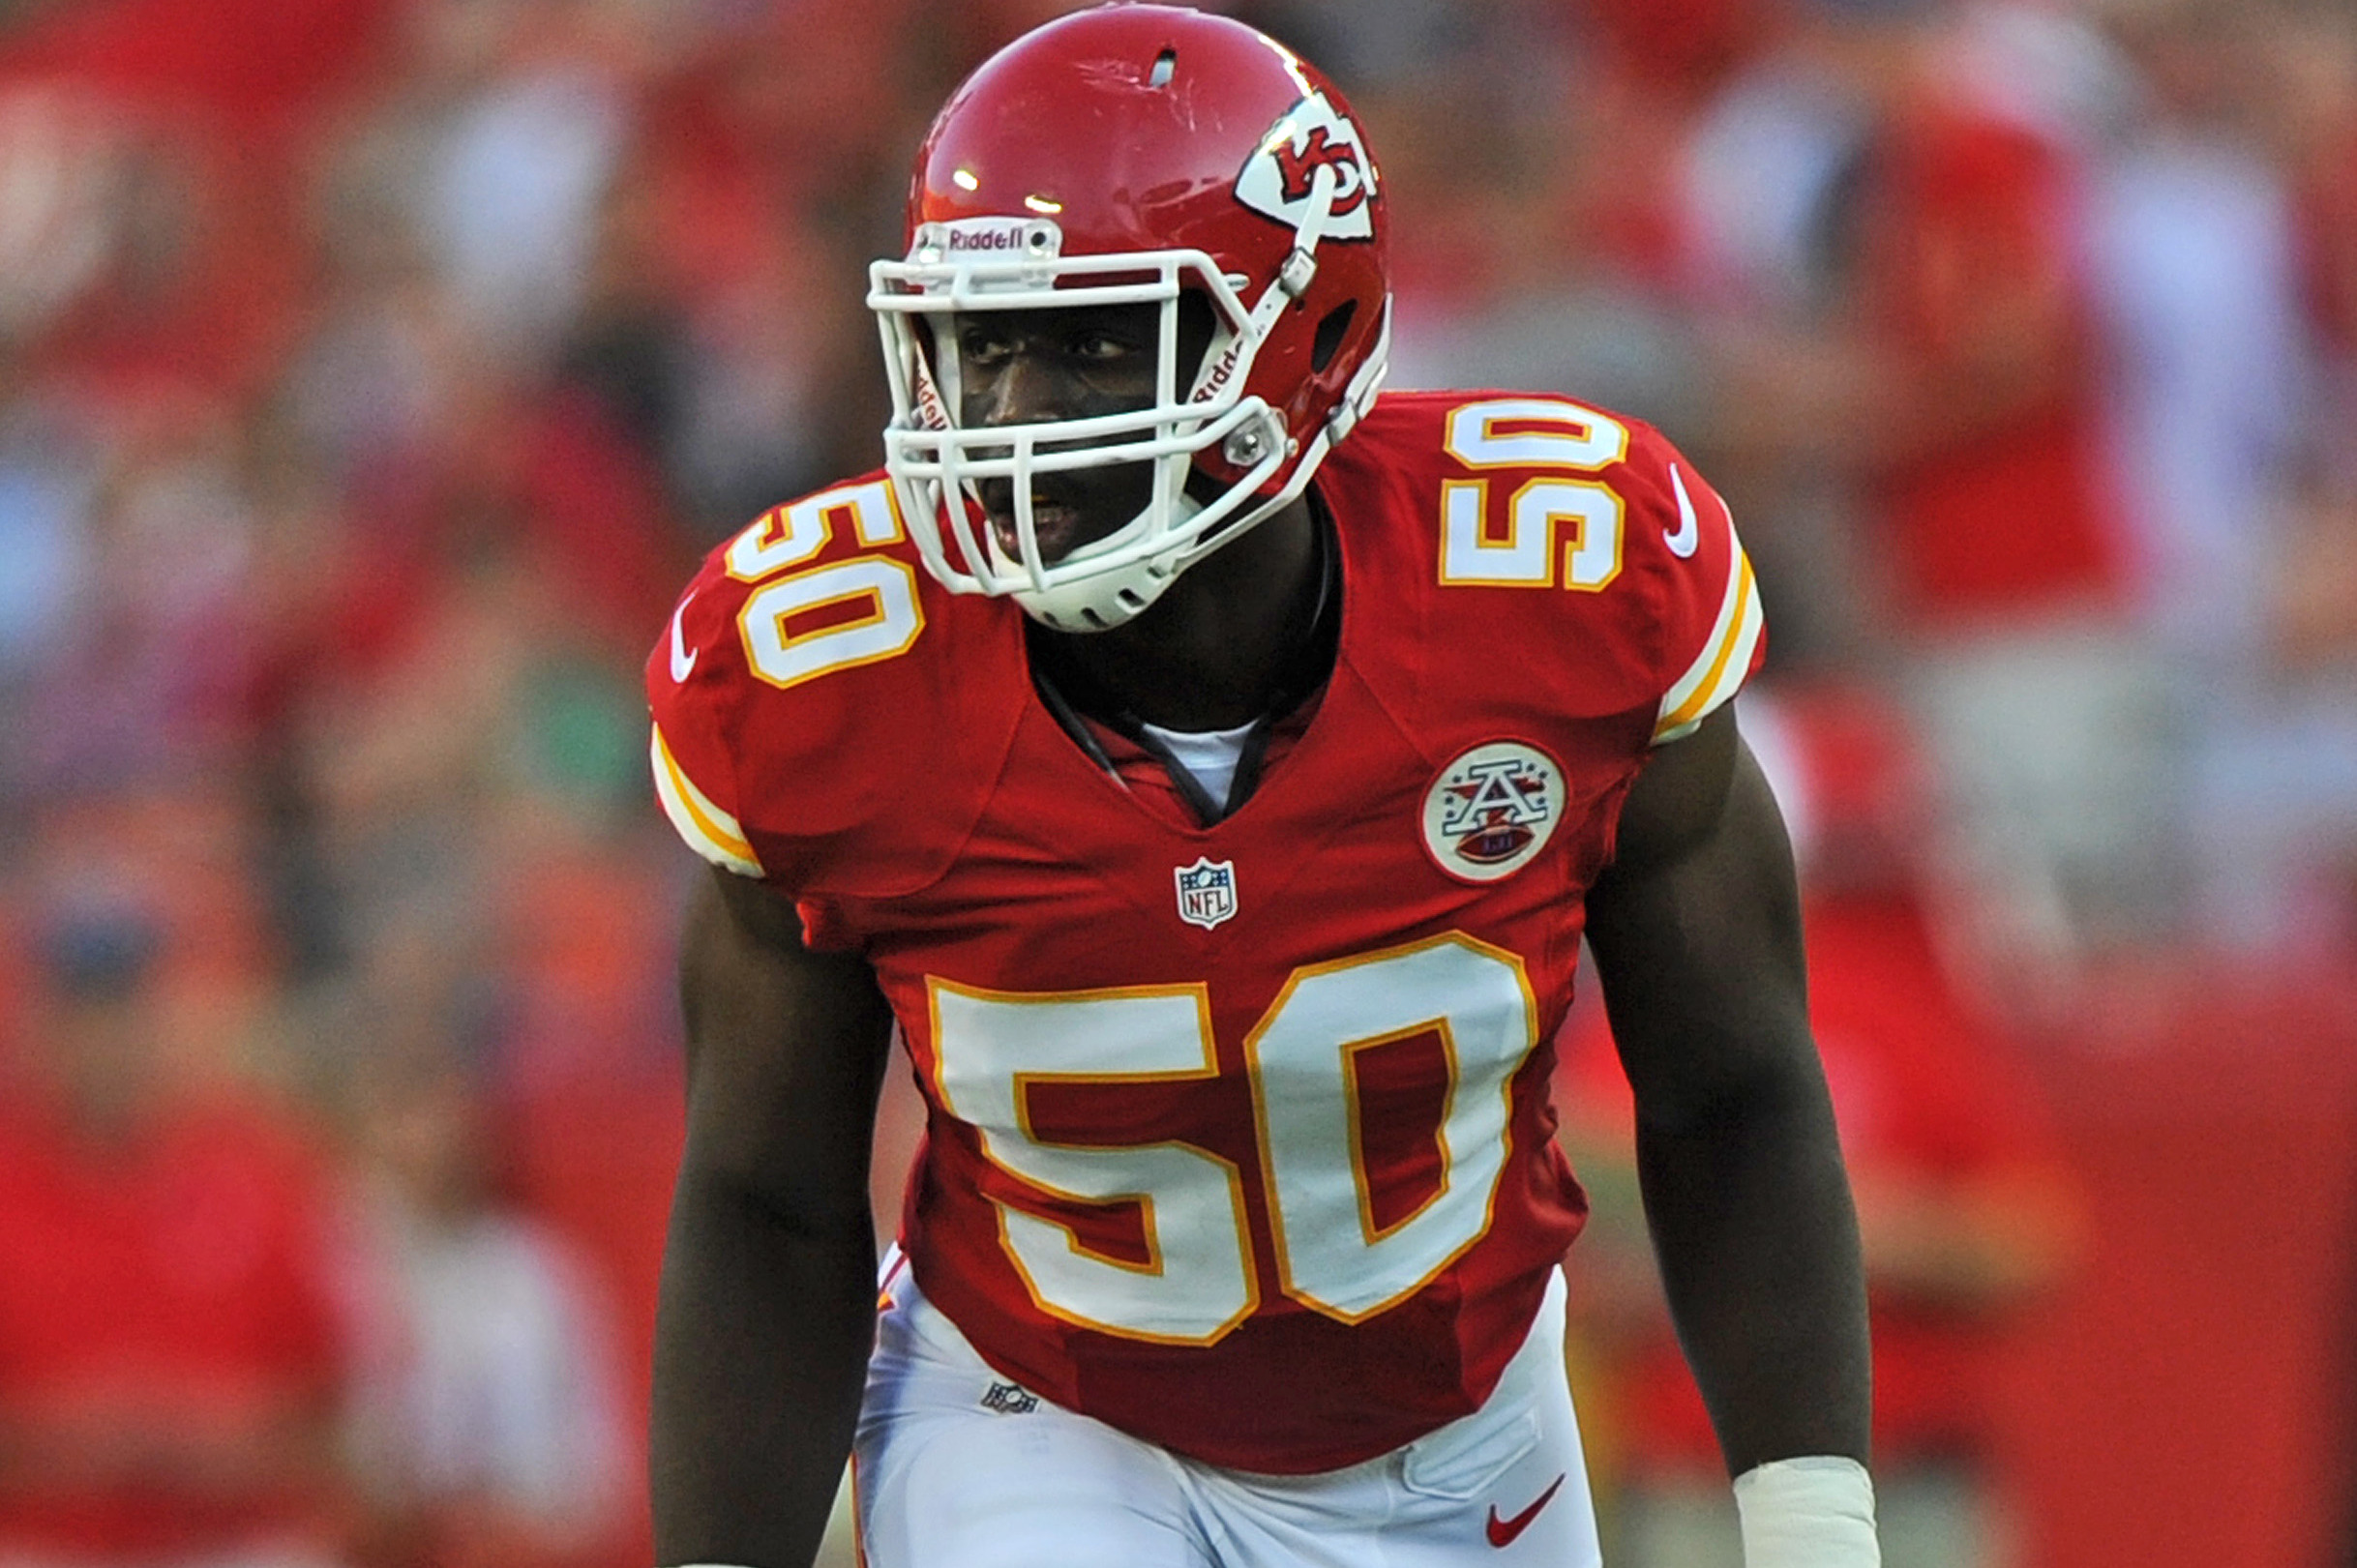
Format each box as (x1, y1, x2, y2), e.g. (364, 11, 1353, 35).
(641, 482, 1028, 903)
(646, 561, 765, 878)
(1345, 390, 1766, 746)
(1619, 428, 1766, 745)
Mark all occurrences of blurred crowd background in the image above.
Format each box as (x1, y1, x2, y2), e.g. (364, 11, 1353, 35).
(0, 0, 2353, 1565)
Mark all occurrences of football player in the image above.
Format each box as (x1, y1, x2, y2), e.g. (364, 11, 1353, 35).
(644, 7, 1877, 1566)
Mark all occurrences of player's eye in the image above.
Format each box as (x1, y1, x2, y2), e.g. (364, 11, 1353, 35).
(959, 325, 1016, 367)
(1070, 328, 1134, 361)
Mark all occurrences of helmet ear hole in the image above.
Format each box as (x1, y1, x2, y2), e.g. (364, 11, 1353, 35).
(1310, 300, 1358, 373)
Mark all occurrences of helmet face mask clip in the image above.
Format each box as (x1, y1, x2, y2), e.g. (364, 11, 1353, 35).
(868, 4, 1391, 633)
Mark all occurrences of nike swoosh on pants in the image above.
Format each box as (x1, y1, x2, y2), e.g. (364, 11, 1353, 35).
(1484, 1473, 1566, 1549)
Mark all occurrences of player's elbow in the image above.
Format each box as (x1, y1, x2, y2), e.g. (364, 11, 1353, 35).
(671, 1138, 877, 1251)
(1624, 1023, 1835, 1145)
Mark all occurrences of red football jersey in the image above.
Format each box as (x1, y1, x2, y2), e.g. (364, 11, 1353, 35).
(647, 389, 1764, 1471)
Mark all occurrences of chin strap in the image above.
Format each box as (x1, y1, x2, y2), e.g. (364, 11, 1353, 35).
(1244, 160, 1338, 345)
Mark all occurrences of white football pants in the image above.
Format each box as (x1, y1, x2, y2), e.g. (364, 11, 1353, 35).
(851, 1257, 1600, 1568)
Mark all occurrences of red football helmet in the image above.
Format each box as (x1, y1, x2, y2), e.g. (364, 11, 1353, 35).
(869, 3, 1391, 631)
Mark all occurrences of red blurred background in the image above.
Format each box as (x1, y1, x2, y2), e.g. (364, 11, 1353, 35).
(0, 2, 2352, 1566)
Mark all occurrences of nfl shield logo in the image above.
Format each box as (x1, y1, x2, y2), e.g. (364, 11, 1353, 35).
(1173, 857, 1238, 931)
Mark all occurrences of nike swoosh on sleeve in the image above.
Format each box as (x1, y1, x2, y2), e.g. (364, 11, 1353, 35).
(670, 596, 699, 681)
(1664, 464, 1700, 558)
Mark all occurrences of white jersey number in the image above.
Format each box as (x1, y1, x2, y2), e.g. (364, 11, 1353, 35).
(726, 479, 925, 691)
(1439, 397, 1628, 591)
(929, 934, 1537, 1344)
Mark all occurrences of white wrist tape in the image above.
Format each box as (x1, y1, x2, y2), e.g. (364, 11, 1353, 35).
(1734, 1455, 1880, 1568)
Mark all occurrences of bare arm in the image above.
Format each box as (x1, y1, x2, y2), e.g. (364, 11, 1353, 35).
(1582, 704, 1871, 1476)
(651, 868, 896, 1568)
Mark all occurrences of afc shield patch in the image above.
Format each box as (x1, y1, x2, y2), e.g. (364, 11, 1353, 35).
(1174, 856, 1239, 931)
(1421, 741, 1567, 883)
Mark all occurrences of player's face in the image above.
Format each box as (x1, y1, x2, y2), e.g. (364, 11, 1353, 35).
(954, 297, 1208, 565)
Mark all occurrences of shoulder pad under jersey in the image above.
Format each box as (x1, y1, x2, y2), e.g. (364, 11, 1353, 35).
(645, 473, 1030, 898)
(1326, 390, 1764, 742)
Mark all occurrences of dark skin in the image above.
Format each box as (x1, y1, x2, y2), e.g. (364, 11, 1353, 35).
(650, 304, 1871, 1567)
(959, 299, 1319, 729)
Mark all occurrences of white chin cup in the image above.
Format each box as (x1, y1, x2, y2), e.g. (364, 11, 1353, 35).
(885, 394, 1291, 634)
(1003, 500, 1198, 633)
(1003, 480, 1246, 634)
(1010, 564, 1180, 634)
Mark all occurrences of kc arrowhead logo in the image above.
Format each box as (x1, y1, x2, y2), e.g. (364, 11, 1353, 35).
(1235, 90, 1380, 242)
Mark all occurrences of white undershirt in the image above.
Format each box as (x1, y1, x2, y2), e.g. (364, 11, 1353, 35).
(1138, 719, 1258, 813)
